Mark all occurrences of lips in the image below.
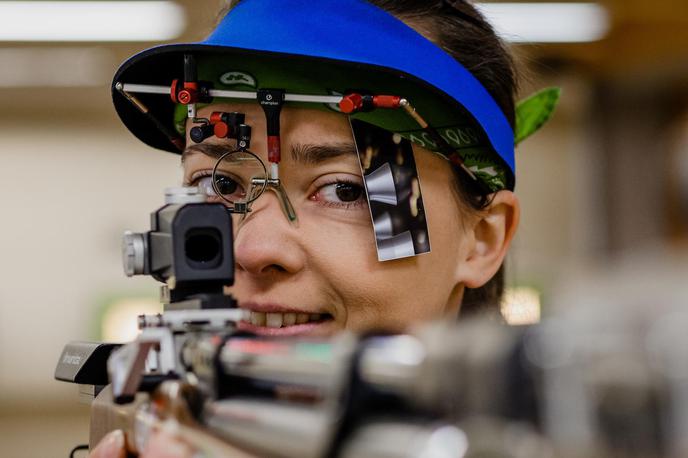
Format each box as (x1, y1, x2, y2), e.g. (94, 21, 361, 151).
(237, 303, 335, 336)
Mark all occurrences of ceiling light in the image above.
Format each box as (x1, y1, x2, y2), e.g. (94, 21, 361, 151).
(0, 1, 186, 42)
(476, 2, 610, 43)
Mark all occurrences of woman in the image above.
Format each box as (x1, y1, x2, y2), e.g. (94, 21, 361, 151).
(93, 0, 535, 455)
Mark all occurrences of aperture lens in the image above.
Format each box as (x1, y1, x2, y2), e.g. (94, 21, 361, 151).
(215, 175, 239, 196)
(212, 150, 268, 212)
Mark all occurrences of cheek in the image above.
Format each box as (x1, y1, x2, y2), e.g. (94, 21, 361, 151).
(299, 209, 463, 332)
(299, 215, 377, 278)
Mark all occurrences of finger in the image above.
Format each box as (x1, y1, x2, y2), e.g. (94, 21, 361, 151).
(142, 430, 195, 458)
(88, 430, 126, 458)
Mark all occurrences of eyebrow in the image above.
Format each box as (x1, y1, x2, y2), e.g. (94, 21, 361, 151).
(182, 143, 232, 163)
(182, 142, 358, 164)
(290, 142, 358, 165)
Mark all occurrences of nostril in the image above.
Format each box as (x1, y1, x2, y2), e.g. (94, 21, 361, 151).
(262, 264, 288, 274)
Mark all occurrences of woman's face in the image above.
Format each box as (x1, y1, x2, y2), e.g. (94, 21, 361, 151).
(182, 102, 473, 336)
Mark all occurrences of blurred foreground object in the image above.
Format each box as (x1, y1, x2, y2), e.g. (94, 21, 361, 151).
(54, 186, 688, 457)
(56, 276, 688, 457)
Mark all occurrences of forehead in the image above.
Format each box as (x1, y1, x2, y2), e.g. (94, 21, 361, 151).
(188, 102, 354, 138)
(183, 102, 358, 164)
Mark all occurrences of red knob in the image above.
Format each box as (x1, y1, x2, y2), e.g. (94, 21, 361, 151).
(210, 112, 225, 124)
(171, 80, 199, 105)
(339, 93, 363, 114)
(213, 122, 230, 139)
(177, 89, 195, 104)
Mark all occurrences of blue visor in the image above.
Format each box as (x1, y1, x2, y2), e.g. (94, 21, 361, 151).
(112, 0, 516, 190)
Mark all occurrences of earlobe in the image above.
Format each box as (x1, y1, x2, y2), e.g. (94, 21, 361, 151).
(456, 191, 520, 289)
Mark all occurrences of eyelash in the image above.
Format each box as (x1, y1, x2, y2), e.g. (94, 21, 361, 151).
(186, 170, 238, 188)
(185, 170, 239, 202)
(310, 178, 366, 210)
(185, 170, 213, 186)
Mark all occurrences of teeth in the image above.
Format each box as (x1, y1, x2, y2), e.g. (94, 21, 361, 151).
(266, 313, 283, 328)
(245, 311, 326, 328)
(283, 313, 296, 326)
(250, 312, 266, 326)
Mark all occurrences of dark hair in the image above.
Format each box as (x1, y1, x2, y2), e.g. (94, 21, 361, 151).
(218, 0, 518, 317)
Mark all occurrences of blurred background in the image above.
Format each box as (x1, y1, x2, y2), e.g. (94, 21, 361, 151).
(0, 0, 686, 456)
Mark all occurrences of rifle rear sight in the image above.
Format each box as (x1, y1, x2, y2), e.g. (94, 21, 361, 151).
(122, 186, 237, 309)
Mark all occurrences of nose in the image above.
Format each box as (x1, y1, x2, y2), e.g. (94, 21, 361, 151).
(233, 188, 305, 276)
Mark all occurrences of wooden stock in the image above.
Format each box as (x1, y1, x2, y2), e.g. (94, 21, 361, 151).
(90, 384, 257, 457)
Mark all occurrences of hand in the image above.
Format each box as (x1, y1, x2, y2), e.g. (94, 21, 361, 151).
(88, 429, 194, 458)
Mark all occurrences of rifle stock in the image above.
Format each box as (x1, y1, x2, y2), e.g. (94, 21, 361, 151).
(90, 384, 258, 457)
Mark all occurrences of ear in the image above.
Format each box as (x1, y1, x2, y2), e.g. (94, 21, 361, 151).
(455, 191, 520, 288)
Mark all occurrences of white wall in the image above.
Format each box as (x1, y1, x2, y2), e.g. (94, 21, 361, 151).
(0, 89, 180, 408)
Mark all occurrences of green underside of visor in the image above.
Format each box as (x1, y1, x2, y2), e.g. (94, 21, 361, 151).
(173, 53, 510, 191)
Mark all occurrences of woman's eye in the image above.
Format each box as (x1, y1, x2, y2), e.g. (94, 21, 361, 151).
(215, 175, 239, 195)
(194, 175, 242, 198)
(315, 182, 365, 207)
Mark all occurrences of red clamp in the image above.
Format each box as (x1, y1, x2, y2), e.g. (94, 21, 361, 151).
(170, 79, 195, 104)
(189, 111, 246, 144)
(210, 112, 231, 138)
(339, 93, 402, 114)
(372, 95, 403, 109)
(170, 79, 212, 105)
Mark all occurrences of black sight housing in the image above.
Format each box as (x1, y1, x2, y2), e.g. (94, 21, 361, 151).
(123, 190, 236, 306)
